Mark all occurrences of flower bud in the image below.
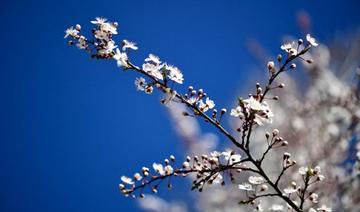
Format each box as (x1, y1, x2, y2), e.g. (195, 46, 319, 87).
(272, 129, 279, 136)
(182, 111, 190, 116)
(281, 140, 289, 146)
(151, 187, 158, 193)
(290, 63, 297, 69)
(265, 131, 270, 139)
(182, 161, 190, 169)
(260, 184, 268, 192)
(283, 152, 291, 160)
(267, 61, 276, 73)
(75, 24, 81, 31)
(119, 184, 125, 189)
(306, 59, 314, 64)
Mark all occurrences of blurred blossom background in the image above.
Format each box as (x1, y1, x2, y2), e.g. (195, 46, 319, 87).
(1, 0, 360, 211)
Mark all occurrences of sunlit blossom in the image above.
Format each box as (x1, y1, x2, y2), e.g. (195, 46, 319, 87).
(122, 39, 138, 51)
(113, 48, 129, 68)
(306, 34, 319, 46)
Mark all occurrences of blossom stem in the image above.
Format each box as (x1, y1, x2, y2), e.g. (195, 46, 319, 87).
(126, 58, 305, 211)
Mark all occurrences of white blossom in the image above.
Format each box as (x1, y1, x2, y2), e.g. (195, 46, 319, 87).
(298, 166, 308, 175)
(142, 63, 163, 80)
(238, 183, 254, 191)
(121, 175, 134, 185)
(145, 54, 161, 65)
(134, 77, 146, 91)
(76, 37, 87, 49)
(250, 100, 273, 125)
(152, 163, 165, 175)
(90, 17, 108, 25)
(122, 39, 138, 51)
(64, 26, 78, 38)
(144, 86, 153, 94)
(166, 65, 184, 84)
(220, 150, 241, 165)
(113, 48, 129, 68)
(314, 166, 321, 174)
(306, 34, 319, 46)
(281, 41, 298, 56)
(100, 22, 118, 35)
(244, 96, 263, 111)
(269, 204, 284, 211)
(248, 176, 265, 185)
(309, 193, 319, 203)
(164, 165, 174, 175)
(230, 106, 245, 118)
(317, 174, 325, 181)
(206, 97, 215, 109)
(212, 173, 223, 184)
(94, 29, 110, 40)
(134, 173, 142, 181)
(98, 40, 117, 55)
(198, 97, 215, 112)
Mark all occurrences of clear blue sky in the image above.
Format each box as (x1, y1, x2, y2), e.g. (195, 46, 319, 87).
(1, 0, 359, 211)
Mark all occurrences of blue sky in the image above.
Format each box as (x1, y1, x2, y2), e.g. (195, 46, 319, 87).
(1, 0, 359, 211)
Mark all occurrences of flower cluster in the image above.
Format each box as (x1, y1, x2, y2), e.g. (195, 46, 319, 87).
(182, 86, 216, 113)
(119, 150, 244, 197)
(64, 18, 334, 212)
(119, 155, 177, 198)
(230, 96, 274, 125)
(166, 33, 360, 211)
(142, 54, 184, 84)
(65, 17, 184, 88)
(280, 34, 318, 58)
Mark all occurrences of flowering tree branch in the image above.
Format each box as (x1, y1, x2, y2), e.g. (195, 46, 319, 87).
(64, 17, 331, 212)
